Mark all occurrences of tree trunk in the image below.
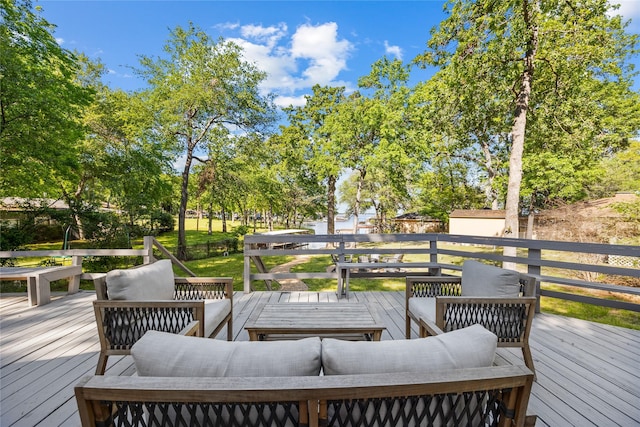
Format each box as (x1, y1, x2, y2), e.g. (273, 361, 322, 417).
(177, 145, 194, 261)
(327, 175, 336, 234)
(207, 202, 213, 235)
(221, 208, 227, 233)
(481, 141, 499, 209)
(503, 0, 539, 269)
(353, 168, 366, 235)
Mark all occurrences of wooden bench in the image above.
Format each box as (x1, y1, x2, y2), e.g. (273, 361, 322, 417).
(0, 265, 82, 306)
(76, 364, 535, 426)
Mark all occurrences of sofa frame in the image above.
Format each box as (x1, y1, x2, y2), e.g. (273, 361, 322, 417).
(75, 364, 535, 427)
(406, 273, 537, 377)
(93, 276, 233, 375)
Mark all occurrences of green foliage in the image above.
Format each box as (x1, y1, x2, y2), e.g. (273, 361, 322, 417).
(232, 225, 250, 237)
(137, 23, 275, 259)
(591, 141, 640, 197)
(414, 0, 640, 216)
(0, 0, 93, 195)
(150, 210, 175, 233)
(612, 197, 640, 224)
(0, 222, 33, 251)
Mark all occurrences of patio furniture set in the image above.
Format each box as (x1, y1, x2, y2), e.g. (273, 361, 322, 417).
(76, 259, 537, 426)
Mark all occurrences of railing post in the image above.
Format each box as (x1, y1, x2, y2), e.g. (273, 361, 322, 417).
(528, 248, 542, 313)
(244, 243, 252, 293)
(143, 236, 155, 265)
(338, 241, 346, 262)
(429, 235, 438, 264)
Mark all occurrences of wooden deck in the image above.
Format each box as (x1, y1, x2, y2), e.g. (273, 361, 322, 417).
(1, 290, 639, 426)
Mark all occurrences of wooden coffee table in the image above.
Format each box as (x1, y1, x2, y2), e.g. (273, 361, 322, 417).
(245, 303, 386, 341)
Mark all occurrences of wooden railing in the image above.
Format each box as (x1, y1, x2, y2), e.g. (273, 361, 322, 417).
(0, 237, 195, 281)
(2, 234, 638, 312)
(244, 233, 640, 312)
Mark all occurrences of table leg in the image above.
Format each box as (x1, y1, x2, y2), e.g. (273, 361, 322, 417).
(337, 267, 344, 298)
(372, 330, 382, 341)
(248, 330, 259, 341)
(345, 268, 351, 298)
(68, 256, 82, 294)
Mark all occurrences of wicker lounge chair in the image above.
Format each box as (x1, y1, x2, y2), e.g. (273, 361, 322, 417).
(406, 260, 537, 377)
(92, 260, 233, 375)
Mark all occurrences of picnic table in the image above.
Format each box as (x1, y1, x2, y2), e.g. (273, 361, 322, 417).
(0, 265, 82, 306)
(336, 262, 441, 298)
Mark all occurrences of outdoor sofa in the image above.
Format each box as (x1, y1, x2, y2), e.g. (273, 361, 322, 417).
(406, 260, 537, 376)
(76, 324, 535, 426)
(92, 259, 233, 375)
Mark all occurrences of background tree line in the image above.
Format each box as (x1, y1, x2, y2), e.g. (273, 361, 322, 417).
(1, 0, 639, 259)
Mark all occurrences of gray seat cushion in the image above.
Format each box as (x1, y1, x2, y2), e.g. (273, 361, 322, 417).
(461, 260, 521, 297)
(105, 260, 175, 300)
(408, 297, 436, 323)
(204, 299, 231, 337)
(132, 331, 322, 377)
(322, 324, 497, 375)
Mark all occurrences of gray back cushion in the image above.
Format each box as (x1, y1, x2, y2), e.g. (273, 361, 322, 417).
(461, 260, 521, 297)
(322, 324, 497, 375)
(106, 259, 175, 300)
(132, 331, 322, 377)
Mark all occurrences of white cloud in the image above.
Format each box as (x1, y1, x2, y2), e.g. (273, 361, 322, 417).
(384, 41, 403, 60)
(55, 37, 64, 45)
(274, 95, 308, 108)
(240, 23, 288, 47)
(226, 21, 354, 97)
(616, 0, 640, 18)
(215, 22, 240, 31)
(290, 22, 353, 86)
(229, 36, 299, 92)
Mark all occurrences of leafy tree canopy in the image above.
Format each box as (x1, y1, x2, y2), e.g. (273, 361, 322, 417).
(0, 0, 93, 196)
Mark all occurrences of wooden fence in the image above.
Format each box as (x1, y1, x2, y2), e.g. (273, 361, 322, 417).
(244, 233, 640, 312)
(1, 234, 638, 312)
(0, 237, 195, 281)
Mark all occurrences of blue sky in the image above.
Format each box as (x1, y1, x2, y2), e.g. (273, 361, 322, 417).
(39, 0, 640, 109)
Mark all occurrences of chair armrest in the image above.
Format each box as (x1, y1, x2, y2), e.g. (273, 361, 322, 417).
(180, 320, 201, 336)
(174, 277, 233, 301)
(93, 300, 206, 349)
(419, 317, 445, 337)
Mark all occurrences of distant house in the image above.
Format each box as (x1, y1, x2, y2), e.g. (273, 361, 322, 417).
(0, 197, 70, 227)
(448, 209, 506, 237)
(391, 213, 444, 233)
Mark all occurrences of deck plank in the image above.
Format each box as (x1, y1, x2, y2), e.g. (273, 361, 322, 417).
(1, 290, 639, 427)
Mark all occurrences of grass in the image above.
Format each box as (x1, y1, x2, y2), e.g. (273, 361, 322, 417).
(4, 219, 639, 330)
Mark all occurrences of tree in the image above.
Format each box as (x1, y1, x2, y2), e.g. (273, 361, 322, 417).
(417, 0, 639, 265)
(328, 58, 415, 233)
(137, 24, 275, 260)
(283, 85, 346, 234)
(0, 0, 92, 196)
(54, 54, 173, 240)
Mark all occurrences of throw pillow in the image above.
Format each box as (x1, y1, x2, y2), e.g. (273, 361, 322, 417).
(460, 260, 521, 297)
(132, 331, 322, 377)
(106, 259, 175, 300)
(322, 324, 497, 375)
